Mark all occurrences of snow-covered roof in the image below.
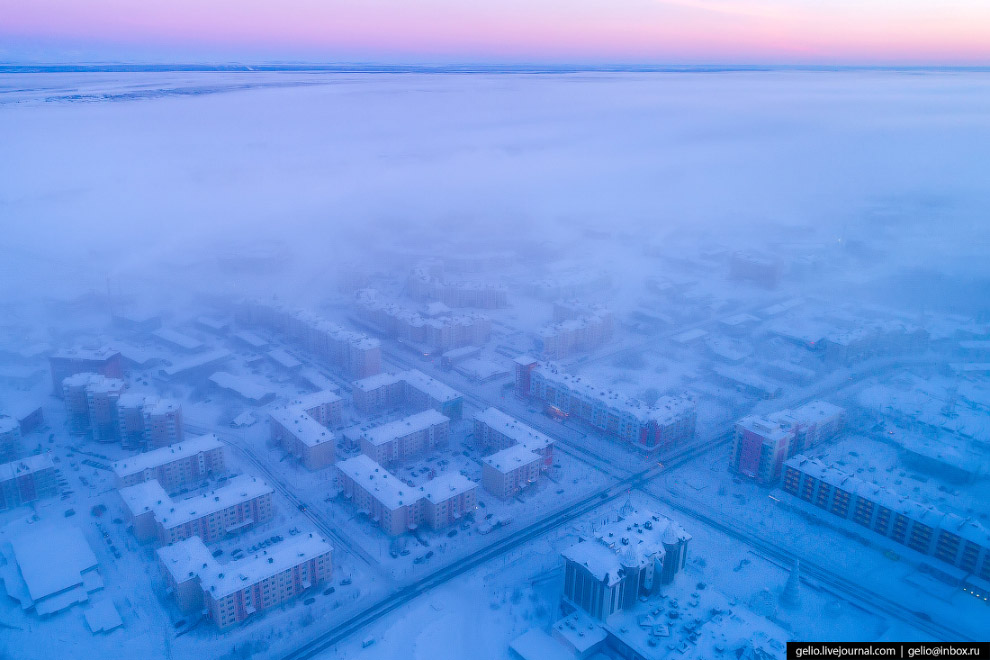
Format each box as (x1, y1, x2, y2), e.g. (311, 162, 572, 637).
(785, 455, 990, 547)
(232, 330, 268, 348)
(533, 363, 695, 425)
(509, 629, 575, 660)
(362, 410, 449, 447)
(112, 434, 223, 478)
(482, 444, 540, 473)
(208, 371, 275, 402)
(152, 328, 204, 351)
(0, 415, 20, 434)
(202, 533, 332, 599)
(418, 472, 477, 504)
(120, 474, 272, 529)
(7, 525, 98, 603)
(83, 599, 124, 633)
(291, 390, 342, 410)
(0, 453, 54, 482)
(474, 408, 554, 452)
(352, 372, 403, 392)
(267, 348, 302, 370)
(157, 534, 216, 584)
(735, 415, 792, 443)
(562, 508, 689, 584)
(159, 349, 231, 377)
(269, 408, 334, 447)
(398, 369, 462, 403)
(50, 346, 119, 361)
(336, 455, 414, 509)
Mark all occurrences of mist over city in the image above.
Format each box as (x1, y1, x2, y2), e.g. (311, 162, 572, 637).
(1, 3, 989, 660)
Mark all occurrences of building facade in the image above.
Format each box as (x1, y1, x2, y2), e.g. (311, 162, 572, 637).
(782, 455, 990, 581)
(0, 454, 57, 511)
(113, 434, 226, 492)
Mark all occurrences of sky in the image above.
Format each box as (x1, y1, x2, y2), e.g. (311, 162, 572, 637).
(1, 0, 990, 65)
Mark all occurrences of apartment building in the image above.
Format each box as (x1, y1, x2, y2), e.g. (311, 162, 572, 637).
(358, 410, 450, 467)
(62, 373, 126, 439)
(355, 289, 492, 353)
(335, 455, 477, 535)
(120, 474, 274, 545)
(473, 407, 555, 467)
(782, 455, 990, 581)
(0, 454, 57, 511)
(731, 401, 845, 484)
(482, 444, 541, 499)
(49, 347, 123, 397)
(269, 407, 336, 471)
(117, 394, 185, 449)
(0, 415, 20, 462)
(538, 303, 614, 360)
(235, 300, 381, 379)
(113, 434, 226, 492)
(352, 369, 464, 420)
(515, 359, 695, 451)
(157, 533, 332, 628)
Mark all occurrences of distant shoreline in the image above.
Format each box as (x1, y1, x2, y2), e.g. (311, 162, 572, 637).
(2, 63, 989, 74)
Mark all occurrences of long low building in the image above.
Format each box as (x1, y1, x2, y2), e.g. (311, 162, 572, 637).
(235, 300, 381, 379)
(359, 410, 449, 467)
(352, 369, 463, 420)
(782, 455, 990, 581)
(112, 433, 226, 492)
(514, 360, 695, 451)
(335, 455, 477, 535)
(120, 474, 274, 545)
(157, 533, 332, 629)
(0, 454, 57, 511)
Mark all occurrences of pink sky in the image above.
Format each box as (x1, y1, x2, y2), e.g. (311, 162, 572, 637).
(2, 0, 989, 64)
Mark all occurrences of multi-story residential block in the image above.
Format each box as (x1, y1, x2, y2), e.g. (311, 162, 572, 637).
(407, 266, 508, 309)
(514, 359, 695, 451)
(351, 369, 463, 420)
(731, 415, 793, 484)
(482, 444, 541, 499)
(335, 455, 477, 535)
(49, 347, 123, 397)
(157, 533, 332, 629)
(290, 390, 343, 426)
(144, 398, 184, 448)
(731, 401, 845, 484)
(0, 454, 57, 511)
(355, 289, 492, 353)
(62, 373, 125, 438)
(561, 508, 691, 621)
(782, 455, 990, 581)
(120, 474, 274, 545)
(473, 407, 555, 467)
(112, 434, 226, 492)
(117, 394, 184, 449)
(234, 300, 381, 379)
(352, 373, 406, 415)
(269, 407, 336, 471)
(419, 472, 478, 529)
(0, 415, 21, 462)
(538, 302, 614, 360)
(822, 321, 929, 365)
(358, 410, 449, 467)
